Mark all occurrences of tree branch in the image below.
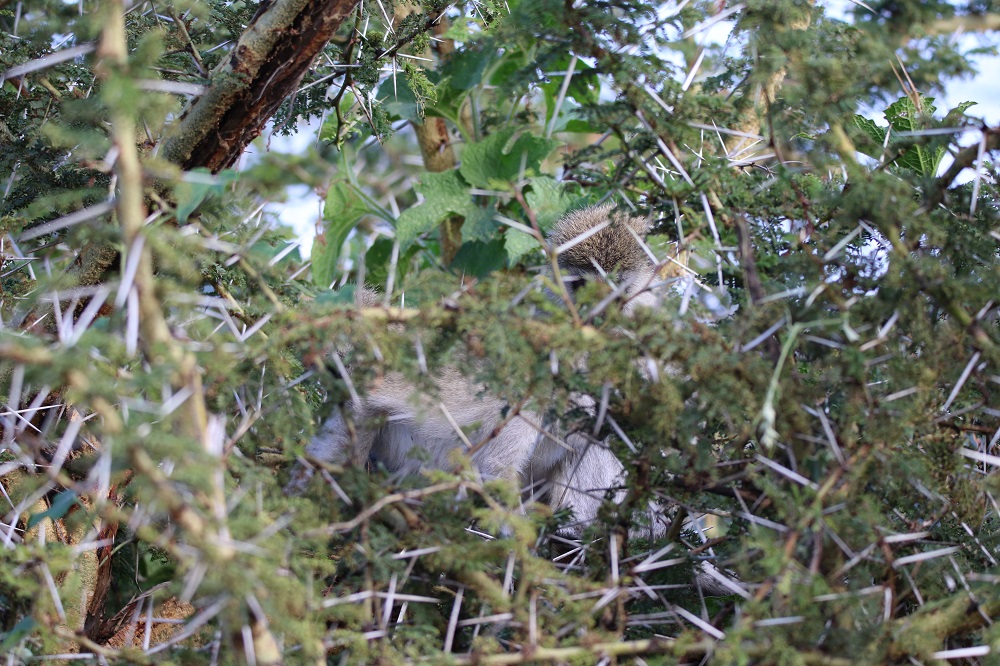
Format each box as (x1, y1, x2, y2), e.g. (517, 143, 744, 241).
(918, 13, 1000, 37)
(925, 125, 1000, 211)
(160, 0, 361, 172)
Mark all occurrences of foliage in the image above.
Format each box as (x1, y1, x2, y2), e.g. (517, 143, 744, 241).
(1, 0, 999, 664)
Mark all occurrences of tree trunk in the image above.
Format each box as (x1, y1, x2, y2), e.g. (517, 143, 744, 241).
(160, 0, 362, 172)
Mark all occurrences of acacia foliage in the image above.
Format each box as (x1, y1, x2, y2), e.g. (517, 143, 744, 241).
(1, 0, 1000, 663)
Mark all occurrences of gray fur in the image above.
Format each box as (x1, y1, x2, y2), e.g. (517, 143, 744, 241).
(287, 204, 660, 533)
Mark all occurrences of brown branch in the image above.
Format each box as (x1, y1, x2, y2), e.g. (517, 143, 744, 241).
(917, 13, 1000, 37)
(723, 5, 813, 156)
(393, 3, 464, 265)
(308, 480, 466, 535)
(160, 0, 361, 172)
(925, 125, 1000, 211)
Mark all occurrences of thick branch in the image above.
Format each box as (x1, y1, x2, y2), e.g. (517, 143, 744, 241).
(160, 0, 361, 172)
(724, 6, 812, 156)
(395, 3, 464, 265)
(925, 125, 1000, 211)
(919, 13, 1000, 37)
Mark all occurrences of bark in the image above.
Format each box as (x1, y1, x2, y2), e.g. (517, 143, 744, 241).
(83, 472, 133, 643)
(724, 7, 812, 157)
(82, 520, 122, 643)
(414, 116, 464, 265)
(395, 4, 463, 265)
(160, 0, 362, 172)
(920, 13, 1000, 36)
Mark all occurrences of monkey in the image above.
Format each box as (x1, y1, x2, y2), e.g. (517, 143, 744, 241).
(286, 203, 666, 536)
(545, 203, 659, 316)
(286, 202, 747, 597)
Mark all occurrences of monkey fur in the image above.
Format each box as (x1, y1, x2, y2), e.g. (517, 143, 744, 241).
(287, 203, 664, 536)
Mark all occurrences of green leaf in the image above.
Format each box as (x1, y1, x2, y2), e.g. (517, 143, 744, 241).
(488, 52, 527, 87)
(442, 47, 491, 91)
(563, 117, 598, 133)
(884, 95, 937, 133)
(540, 58, 598, 126)
(315, 284, 358, 306)
(174, 171, 214, 223)
(27, 490, 78, 529)
(376, 74, 420, 121)
(951, 101, 977, 115)
(504, 228, 540, 264)
(852, 115, 887, 157)
(0, 616, 36, 651)
(137, 547, 177, 587)
(451, 238, 507, 277)
(365, 237, 420, 290)
(459, 128, 560, 189)
(250, 240, 301, 265)
(462, 207, 500, 243)
(541, 101, 592, 134)
(364, 237, 395, 288)
(875, 95, 947, 175)
(174, 168, 239, 223)
(396, 170, 474, 249)
(312, 181, 376, 288)
(524, 177, 581, 232)
(943, 101, 978, 126)
(896, 144, 944, 177)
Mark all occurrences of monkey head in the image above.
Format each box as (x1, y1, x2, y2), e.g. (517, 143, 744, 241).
(546, 203, 657, 314)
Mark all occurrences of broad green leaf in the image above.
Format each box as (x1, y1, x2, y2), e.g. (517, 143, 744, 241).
(174, 177, 213, 223)
(364, 237, 394, 289)
(488, 52, 527, 88)
(250, 240, 301, 265)
(27, 490, 78, 529)
(943, 101, 978, 126)
(852, 115, 887, 158)
(525, 177, 578, 231)
(504, 228, 540, 264)
(884, 95, 937, 133)
(451, 238, 507, 277)
(174, 168, 239, 223)
(312, 181, 376, 288)
(541, 58, 598, 126)
(365, 237, 420, 290)
(459, 128, 560, 189)
(315, 284, 358, 306)
(563, 117, 598, 133)
(951, 100, 977, 115)
(896, 144, 944, 176)
(462, 207, 500, 243)
(396, 170, 475, 249)
(882, 95, 944, 176)
(868, 95, 949, 175)
(376, 74, 420, 121)
(442, 47, 491, 91)
(0, 617, 36, 651)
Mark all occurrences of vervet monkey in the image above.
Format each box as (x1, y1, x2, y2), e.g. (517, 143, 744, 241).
(287, 203, 664, 536)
